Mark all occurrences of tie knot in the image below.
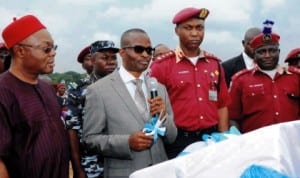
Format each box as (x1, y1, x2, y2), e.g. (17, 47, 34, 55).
(133, 79, 143, 87)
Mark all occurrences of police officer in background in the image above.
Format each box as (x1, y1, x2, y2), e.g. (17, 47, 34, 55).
(65, 41, 119, 178)
(150, 7, 230, 159)
(228, 20, 300, 133)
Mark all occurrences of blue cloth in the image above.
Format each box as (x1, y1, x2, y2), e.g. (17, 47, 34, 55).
(240, 164, 289, 178)
(202, 126, 241, 143)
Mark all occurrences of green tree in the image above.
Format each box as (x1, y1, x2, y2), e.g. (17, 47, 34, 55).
(48, 71, 85, 84)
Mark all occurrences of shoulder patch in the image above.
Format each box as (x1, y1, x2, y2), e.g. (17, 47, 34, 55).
(232, 69, 251, 81)
(152, 50, 175, 63)
(203, 51, 221, 62)
(288, 66, 300, 74)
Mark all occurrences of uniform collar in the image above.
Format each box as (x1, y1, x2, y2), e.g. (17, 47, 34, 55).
(252, 64, 292, 75)
(175, 46, 207, 63)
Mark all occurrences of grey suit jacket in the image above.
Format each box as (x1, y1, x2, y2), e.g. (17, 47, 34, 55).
(83, 70, 177, 178)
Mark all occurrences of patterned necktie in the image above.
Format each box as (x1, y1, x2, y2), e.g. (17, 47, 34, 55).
(133, 79, 147, 117)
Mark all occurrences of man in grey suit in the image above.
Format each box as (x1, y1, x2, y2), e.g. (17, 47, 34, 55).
(222, 27, 261, 87)
(83, 28, 177, 178)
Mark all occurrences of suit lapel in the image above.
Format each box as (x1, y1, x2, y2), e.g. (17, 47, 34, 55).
(237, 54, 246, 69)
(110, 70, 146, 125)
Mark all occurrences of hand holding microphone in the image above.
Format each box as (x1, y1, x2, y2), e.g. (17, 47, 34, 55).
(147, 77, 166, 119)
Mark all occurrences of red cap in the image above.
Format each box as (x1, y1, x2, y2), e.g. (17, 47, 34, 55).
(249, 33, 280, 49)
(285, 48, 300, 63)
(77, 45, 91, 63)
(172, 7, 209, 24)
(2, 15, 46, 49)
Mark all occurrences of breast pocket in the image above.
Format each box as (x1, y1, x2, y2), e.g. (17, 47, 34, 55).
(243, 84, 265, 98)
(172, 71, 193, 99)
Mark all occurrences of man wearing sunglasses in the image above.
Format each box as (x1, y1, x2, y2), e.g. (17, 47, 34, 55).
(65, 40, 119, 178)
(150, 7, 230, 159)
(83, 28, 177, 178)
(228, 20, 300, 133)
(0, 15, 69, 178)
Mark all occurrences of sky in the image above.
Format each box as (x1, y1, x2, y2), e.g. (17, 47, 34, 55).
(0, 0, 299, 73)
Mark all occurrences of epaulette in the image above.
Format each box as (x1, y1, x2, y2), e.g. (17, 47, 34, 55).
(287, 66, 300, 74)
(153, 50, 176, 63)
(203, 51, 221, 62)
(232, 68, 251, 81)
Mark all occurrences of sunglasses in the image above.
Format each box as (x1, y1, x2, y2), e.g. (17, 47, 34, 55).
(18, 43, 58, 54)
(123, 45, 154, 55)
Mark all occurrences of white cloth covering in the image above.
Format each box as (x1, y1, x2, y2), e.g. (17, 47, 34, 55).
(130, 120, 300, 178)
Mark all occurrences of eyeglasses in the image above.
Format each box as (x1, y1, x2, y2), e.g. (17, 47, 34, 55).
(18, 43, 58, 54)
(123, 45, 154, 55)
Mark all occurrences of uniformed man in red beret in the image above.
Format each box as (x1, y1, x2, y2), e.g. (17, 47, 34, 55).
(285, 48, 300, 68)
(0, 15, 69, 178)
(78, 45, 93, 75)
(228, 20, 300, 133)
(150, 7, 230, 158)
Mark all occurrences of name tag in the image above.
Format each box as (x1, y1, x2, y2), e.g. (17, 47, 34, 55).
(209, 90, 218, 101)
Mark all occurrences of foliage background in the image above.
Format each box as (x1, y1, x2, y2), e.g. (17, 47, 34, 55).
(48, 71, 85, 84)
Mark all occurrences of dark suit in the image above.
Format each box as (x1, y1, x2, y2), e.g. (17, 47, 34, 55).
(83, 70, 177, 178)
(222, 53, 246, 87)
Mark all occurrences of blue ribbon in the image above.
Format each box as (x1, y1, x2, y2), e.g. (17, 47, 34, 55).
(143, 116, 166, 143)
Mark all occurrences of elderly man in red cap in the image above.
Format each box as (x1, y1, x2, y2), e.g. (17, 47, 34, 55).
(285, 48, 300, 69)
(228, 20, 300, 133)
(0, 15, 69, 178)
(150, 7, 230, 158)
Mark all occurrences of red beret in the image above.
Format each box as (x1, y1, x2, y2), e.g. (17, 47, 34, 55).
(285, 48, 300, 63)
(2, 15, 46, 49)
(250, 20, 280, 49)
(77, 45, 91, 63)
(172, 7, 209, 24)
(249, 33, 280, 49)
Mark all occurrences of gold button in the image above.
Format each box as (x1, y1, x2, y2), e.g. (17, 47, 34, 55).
(198, 97, 202, 101)
(273, 95, 277, 98)
(200, 116, 204, 119)
(197, 84, 201, 87)
(195, 68, 198, 71)
(180, 81, 184, 84)
(275, 112, 279, 116)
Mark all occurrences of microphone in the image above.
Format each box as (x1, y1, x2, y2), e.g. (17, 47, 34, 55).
(148, 77, 159, 118)
(148, 77, 158, 99)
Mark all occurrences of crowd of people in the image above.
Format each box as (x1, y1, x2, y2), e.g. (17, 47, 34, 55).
(0, 6, 299, 178)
